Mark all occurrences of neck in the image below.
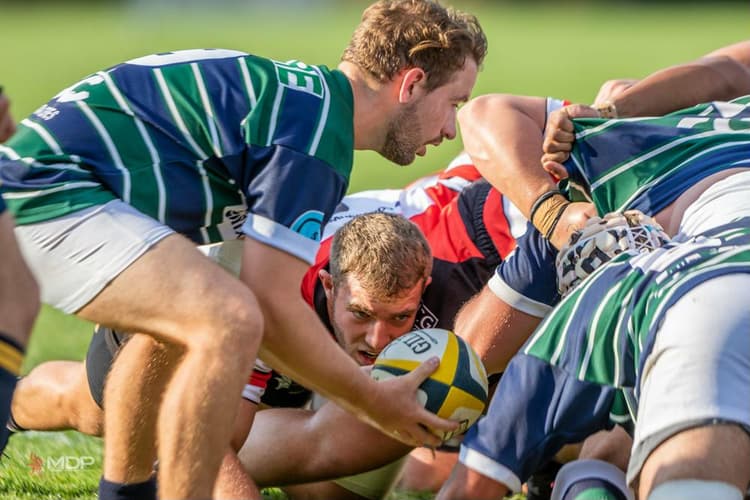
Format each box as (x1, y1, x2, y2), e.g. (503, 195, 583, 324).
(338, 61, 393, 151)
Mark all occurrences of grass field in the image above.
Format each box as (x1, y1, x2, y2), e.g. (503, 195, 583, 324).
(1, 1, 748, 498)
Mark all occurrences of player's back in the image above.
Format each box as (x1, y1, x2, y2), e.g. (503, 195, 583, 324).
(0, 49, 355, 244)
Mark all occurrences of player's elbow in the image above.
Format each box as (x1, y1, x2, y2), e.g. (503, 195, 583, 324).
(700, 55, 750, 99)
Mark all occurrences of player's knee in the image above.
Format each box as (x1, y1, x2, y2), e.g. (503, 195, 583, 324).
(188, 290, 263, 366)
(647, 480, 743, 500)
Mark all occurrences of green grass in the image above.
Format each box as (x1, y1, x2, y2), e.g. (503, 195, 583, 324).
(1, 1, 749, 498)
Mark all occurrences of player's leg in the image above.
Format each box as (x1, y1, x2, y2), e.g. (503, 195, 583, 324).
(0, 210, 40, 451)
(78, 237, 262, 499)
(10, 360, 103, 435)
(398, 446, 457, 493)
(630, 274, 750, 500)
(14, 201, 263, 498)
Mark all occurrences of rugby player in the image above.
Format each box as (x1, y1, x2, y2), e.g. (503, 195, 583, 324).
(0, 1, 487, 497)
(10, 155, 521, 499)
(436, 44, 750, 500)
(0, 89, 40, 455)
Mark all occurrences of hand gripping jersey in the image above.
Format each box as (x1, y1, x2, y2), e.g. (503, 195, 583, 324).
(0, 49, 354, 263)
(562, 95, 750, 215)
(256, 154, 530, 407)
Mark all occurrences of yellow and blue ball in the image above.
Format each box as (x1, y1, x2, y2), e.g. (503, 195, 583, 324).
(371, 328, 489, 440)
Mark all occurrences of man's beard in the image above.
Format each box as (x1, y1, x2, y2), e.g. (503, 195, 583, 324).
(380, 103, 422, 166)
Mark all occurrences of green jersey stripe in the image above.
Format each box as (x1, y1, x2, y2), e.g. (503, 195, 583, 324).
(76, 101, 132, 203)
(195, 159, 213, 228)
(100, 71, 167, 223)
(20, 118, 63, 155)
(154, 68, 210, 159)
(578, 279, 625, 380)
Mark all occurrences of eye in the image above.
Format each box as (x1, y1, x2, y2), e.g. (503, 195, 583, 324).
(352, 310, 370, 320)
(393, 314, 412, 322)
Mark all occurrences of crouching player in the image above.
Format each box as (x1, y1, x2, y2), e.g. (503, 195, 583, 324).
(8, 157, 521, 499)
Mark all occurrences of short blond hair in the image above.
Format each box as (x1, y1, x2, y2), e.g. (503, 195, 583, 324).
(342, 0, 487, 91)
(330, 212, 432, 301)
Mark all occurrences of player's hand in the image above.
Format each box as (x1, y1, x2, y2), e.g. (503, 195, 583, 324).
(593, 78, 638, 107)
(0, 92, 16, 143)
(548, 201, 597, 251)
(364, 357, 458, 449)
(542, 104, 600, 180)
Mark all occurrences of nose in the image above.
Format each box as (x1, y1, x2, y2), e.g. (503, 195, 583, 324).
(365, 321, 401, 351)
(442, 115, 457, 141)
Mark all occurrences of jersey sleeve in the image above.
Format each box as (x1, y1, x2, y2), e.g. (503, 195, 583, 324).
(487, 223, 560, 318)
(459, 353, 616, 492)
(240, 144, 347, 264)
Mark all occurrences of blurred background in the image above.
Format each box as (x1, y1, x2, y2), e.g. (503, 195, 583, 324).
(1, 0, 748, 369)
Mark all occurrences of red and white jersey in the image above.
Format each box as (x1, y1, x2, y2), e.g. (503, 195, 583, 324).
(303, 152, 528, 339)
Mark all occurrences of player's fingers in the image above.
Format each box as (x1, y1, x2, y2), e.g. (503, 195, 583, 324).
(404, 356, 440, 385)
(543, 130, 575, 154)
(542, 158, 569, 179)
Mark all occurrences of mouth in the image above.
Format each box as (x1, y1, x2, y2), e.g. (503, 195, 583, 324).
(357, 350, 379, 365)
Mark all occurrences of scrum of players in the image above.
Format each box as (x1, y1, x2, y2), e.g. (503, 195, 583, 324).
(1, 1, 750, 498)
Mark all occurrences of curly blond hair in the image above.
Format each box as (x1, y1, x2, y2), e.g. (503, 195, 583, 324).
(330, 212, 432, 301)
(342, 0, 487, 90)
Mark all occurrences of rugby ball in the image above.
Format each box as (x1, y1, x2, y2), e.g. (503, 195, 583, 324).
(370, 328, 489, 441)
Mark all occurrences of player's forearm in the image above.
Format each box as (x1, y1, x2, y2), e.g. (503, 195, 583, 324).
(458, 94, 553, 220)
(606, 55, 750, 119)
(244, 404, 410, 486)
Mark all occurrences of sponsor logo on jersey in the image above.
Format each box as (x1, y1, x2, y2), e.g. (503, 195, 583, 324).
(413, 302, 439, 330)
(274, 60, 325, 98)
(217, 204, 248, 240)
(291, 210, 324, 241)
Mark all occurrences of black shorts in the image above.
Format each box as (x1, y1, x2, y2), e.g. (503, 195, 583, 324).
(85, 325, 128, 408)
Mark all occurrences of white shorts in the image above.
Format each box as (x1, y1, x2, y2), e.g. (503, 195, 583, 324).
(14, 200, 174, 313)
(677, 169, 750, 240)
(628, 273, 750, 484)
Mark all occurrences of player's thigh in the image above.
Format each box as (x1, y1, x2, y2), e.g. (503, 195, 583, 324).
(14, 200, 257, 345)
(629, 274, 750, 487)
(0, 211, 39, 336)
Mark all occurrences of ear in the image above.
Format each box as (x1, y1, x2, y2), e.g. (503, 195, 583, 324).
(397, 67, 426, 104)
(319, 269, 335, 299)
(424, 275, 433, 289)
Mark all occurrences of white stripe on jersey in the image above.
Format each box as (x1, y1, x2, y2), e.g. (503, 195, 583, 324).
(238, 58, 258, 108)
(77, 101, 132, 204)
(265, 83, 283, 147)
(307, 65, 330, 157)
(20, 118, 64, 155)
(191, 63, 223, 158)
(1, 181, 102, 199)
(154, 68, 209, 160)
(195, 159, 214, 229)
(100, 71, 167, 223)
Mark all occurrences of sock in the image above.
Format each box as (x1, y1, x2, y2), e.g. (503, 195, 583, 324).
(552, 459, 634, 500)
(0, 333, 25, 454)
(99, 476, 157, 500)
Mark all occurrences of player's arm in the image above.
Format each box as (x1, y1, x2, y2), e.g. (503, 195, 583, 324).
(544, 40, 750, 179)
(241, 238, 456, 448)
(0, 87, 16, 142)
(458, 94, 595, 249)
(454, 285, 540, 376)
(240, 399, 412, 486)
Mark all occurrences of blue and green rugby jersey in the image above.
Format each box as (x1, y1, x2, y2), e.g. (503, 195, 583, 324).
(0, 49, 354, 262)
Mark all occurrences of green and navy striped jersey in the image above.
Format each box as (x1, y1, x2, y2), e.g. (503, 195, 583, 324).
(461, 220, 750, 485)
(0, 49, 354, 260)
(563, 95, 750, 215)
